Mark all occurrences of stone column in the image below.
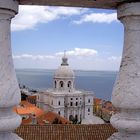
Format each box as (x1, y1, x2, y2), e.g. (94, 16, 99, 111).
(109, 2, 140, 140)
(0, 0, 22, 140)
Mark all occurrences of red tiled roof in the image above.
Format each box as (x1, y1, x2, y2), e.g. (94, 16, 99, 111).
(20, 101, 35, 107)
(14, 101, 45, 117)
(37, 111, 70, 124)
(22, 117, 32, 125)
(14, 101, 70, 125)
(94, 98, 102, 105)
(15, 124, 117, 140)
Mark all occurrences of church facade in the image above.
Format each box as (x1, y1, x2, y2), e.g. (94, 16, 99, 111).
(37, 54, 93, 122)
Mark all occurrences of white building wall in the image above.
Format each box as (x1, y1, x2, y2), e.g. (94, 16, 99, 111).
(37, 91, 94, 122)
(84, 94, 93, 118)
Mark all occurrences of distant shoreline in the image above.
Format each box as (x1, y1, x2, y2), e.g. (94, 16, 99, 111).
(15, 68, 118, 73)
(16, 69, 117, 101)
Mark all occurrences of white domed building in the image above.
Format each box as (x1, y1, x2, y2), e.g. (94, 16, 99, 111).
(37, 55, 95, 123)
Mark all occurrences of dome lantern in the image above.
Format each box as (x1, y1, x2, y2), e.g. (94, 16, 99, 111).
(61, 51, 68, 66)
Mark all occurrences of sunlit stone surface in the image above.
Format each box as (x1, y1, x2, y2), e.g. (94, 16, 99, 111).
(109, 2, 140, 140)
(0, 0, 22, 139)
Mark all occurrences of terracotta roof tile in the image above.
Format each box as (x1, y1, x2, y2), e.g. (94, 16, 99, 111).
(15, 124, 117, 140)
(37, 111, 70, 124)
(14, 101, 70, 125)
(94, 98, 102, 105)
(22, 117, 32, 125)
(27, 95, 37, 100)
(14, 101, 45, 117)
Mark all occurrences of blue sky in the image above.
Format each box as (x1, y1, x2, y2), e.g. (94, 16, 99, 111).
(11, 6, 124, 71)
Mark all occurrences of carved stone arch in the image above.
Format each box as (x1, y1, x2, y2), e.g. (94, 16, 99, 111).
(54, 80, 57, 88)
(60, 81, 64, 88)
(67, 81, 71, 88)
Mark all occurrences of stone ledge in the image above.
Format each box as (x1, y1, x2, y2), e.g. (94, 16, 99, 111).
(18, 0, 137, 9)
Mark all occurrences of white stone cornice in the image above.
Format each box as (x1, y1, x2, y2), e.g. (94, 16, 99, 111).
(0, 0, 18, 14)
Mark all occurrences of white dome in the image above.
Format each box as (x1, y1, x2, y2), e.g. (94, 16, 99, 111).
(54, 65, 74, 78)
(54, 54, 74, 78)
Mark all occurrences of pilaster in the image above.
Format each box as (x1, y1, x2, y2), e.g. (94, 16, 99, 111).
(0, 0, 22, 139)
(109, 2, 140, 140)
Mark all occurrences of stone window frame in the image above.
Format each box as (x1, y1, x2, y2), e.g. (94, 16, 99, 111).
(58, 101, 61, 106)
(70, 102, 73, 106)
(60, 81, 64, 88)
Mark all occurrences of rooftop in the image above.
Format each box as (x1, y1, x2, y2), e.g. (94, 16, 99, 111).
(37, 111, 70, 124)
(15, 124, 117, 140)
(94, 98, 102, 105)
(14, 101, 45, 117)
(14, 101, 70, 124)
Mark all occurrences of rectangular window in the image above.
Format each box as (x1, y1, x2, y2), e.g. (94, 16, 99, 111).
(76, 102, 78, 106)
(70, 102, 73, 106)
(58, 101, 60, 106)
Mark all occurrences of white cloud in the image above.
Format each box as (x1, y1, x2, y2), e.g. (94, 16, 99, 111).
(12, 6, 87, 31)
(13, 54, 55, 60)
(13, 54, 121, 70)
(13, 49, 121, 71)
(11, 6, 118, 31)
(73, 13, 118, 24)
(13, 48, 98, 61)
(13, 48, 98, 69)
(56, 48, 98, 57)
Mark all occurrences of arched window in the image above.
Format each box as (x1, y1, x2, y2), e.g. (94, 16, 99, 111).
(88, 99, 90, 103)
(70, 102, 73, 106)
(60, 81, 64, 88)
(54, 81, 57, 88)
(67, 81, 71, 88)
(58, 111, 61, 115)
